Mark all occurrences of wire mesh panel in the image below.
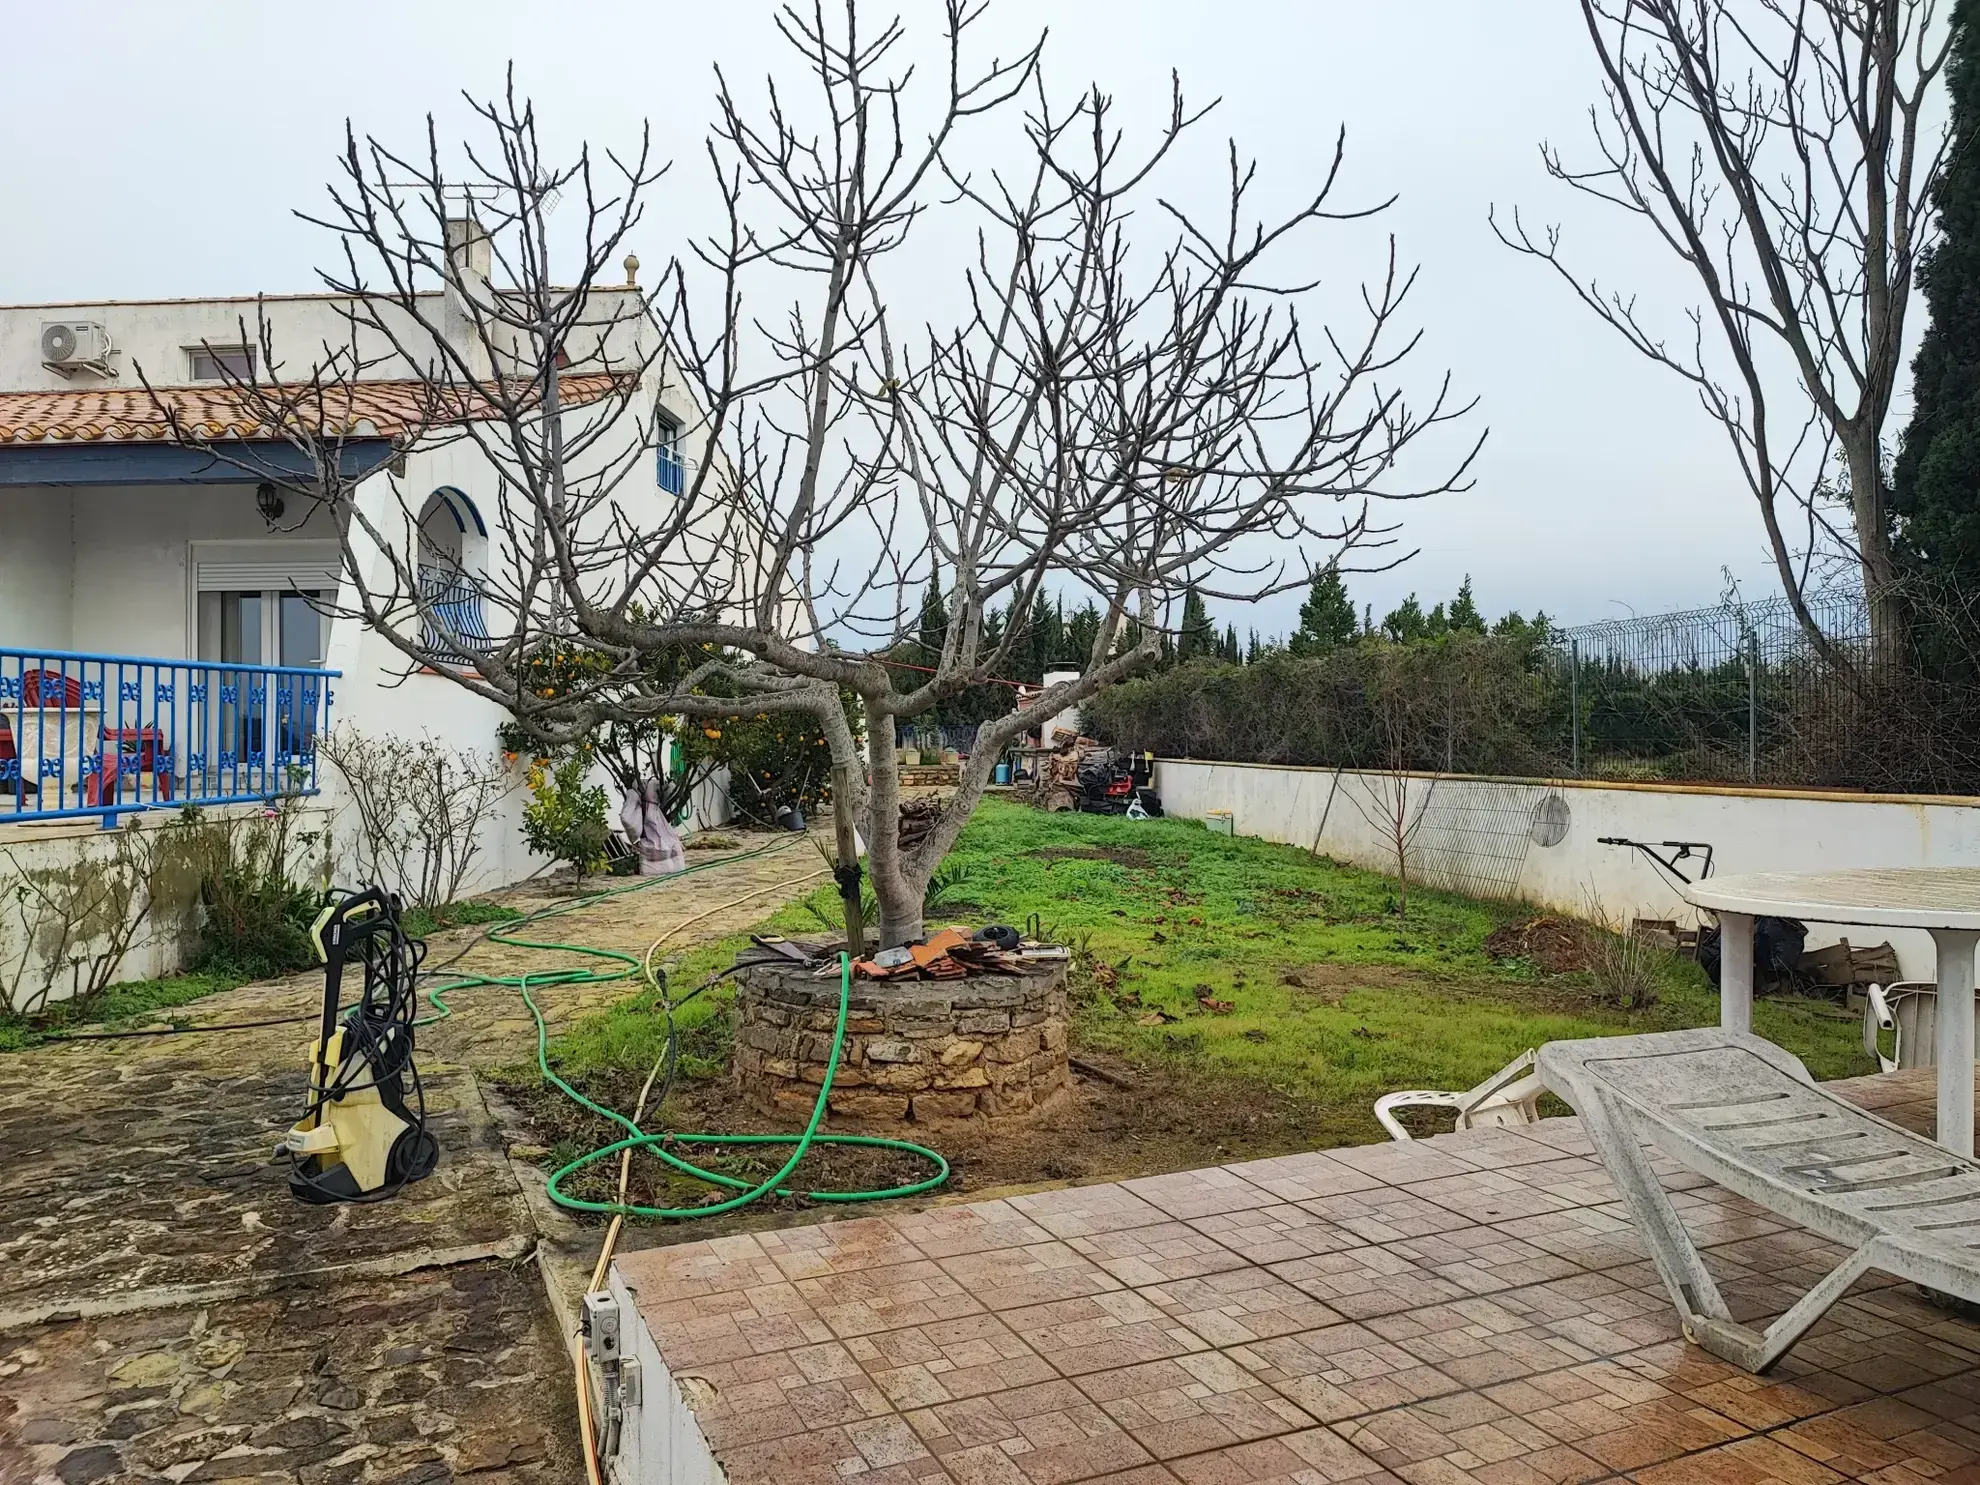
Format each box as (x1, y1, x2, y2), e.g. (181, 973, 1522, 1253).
(1542, 591, 1961, 790)
(1408, 778, 1549, 901)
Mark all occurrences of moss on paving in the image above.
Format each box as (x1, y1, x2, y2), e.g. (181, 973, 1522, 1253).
(541, 800, 1873, 1123)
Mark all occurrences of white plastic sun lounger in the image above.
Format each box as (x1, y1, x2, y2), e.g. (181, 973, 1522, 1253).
(1539, 1027, 1980, 1372)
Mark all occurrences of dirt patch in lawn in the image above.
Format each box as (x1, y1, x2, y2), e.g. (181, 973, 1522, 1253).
(502, 1038, 1344, 1233)
(1036, 845, 1155, 869)
(1484, 915, 1591, 975)
(1279, 962, 1433, 1000)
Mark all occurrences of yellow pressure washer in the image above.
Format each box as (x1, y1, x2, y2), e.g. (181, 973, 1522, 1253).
(278, 888, 440, 1204)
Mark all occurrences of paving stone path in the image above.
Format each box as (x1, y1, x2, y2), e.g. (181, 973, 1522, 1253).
(0, 835, 827, 1485)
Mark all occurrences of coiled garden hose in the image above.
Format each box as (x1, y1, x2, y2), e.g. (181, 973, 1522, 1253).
(418, 838, 950, 1221)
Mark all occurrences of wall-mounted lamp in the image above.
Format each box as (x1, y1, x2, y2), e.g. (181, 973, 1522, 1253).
(255, 481, 286, 524)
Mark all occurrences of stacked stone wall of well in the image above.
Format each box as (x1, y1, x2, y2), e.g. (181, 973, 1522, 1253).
(730, 962, 1070, 1123)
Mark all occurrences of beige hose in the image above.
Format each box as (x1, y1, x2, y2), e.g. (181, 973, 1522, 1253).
(573, 859, 831, 1471)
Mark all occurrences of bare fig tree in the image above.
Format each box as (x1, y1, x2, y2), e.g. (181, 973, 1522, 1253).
(1494, 0, 1951, 658)
(152, 1, 1480, 948)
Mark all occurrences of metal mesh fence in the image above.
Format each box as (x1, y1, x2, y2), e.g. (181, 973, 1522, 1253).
(1545, 590, 1980, 793)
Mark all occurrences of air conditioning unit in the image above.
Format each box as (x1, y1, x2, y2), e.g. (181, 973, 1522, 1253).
(40, 321, 117, 378)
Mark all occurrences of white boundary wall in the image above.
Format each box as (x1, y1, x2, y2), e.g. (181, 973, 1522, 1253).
(1153, 759, 1980, 981)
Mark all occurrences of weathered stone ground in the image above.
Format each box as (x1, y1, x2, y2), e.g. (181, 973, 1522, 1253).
(0, 835, 826, 1485)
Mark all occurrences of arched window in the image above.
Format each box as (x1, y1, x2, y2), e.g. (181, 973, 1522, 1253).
(416, 487, 492, 655)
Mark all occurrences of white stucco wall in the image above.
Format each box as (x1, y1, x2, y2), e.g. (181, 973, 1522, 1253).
(1153, 758, 1980, 981)
(0, 490, 74, 649)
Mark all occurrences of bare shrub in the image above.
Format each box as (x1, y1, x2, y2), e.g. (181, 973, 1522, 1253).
(322, 726, 508, 907)
(1577, 893, 1663, 1010)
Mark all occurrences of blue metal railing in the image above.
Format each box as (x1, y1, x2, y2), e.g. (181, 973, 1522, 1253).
(420, 567, 495, 656)
(657, 442, 685, 496)
(0, 648, 337, 827)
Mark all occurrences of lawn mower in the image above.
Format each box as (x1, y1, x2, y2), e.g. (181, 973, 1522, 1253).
(278, 887, 440, 1204)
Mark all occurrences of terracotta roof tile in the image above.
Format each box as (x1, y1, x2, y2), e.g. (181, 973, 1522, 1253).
(0, 373, 626, 445)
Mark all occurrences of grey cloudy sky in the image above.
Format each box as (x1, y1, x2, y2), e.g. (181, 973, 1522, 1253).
(6, 0, 1840, 637)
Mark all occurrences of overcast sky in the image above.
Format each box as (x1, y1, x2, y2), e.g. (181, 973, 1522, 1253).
(6, 0, 1877, 638)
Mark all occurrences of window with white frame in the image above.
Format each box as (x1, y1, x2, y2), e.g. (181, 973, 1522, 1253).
(187, 345, 257, 381)
(656, 416, 685, 495)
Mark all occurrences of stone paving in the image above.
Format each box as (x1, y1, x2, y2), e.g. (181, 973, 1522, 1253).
(616, 1067, 1980, 1485)
(0, 835, 828, 1485)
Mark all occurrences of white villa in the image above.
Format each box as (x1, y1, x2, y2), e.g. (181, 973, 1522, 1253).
(0, 223, 724, 998)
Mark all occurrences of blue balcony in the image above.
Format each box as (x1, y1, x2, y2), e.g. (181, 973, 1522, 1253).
(0, 648, 337, 826)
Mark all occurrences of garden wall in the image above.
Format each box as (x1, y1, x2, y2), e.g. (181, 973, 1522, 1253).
(0, 802, 337, 1011)
(1152, 758, 1980, 981)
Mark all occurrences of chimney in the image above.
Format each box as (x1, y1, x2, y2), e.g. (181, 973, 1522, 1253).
(442, 213, 493, 380)
(445, 214, 493, 285)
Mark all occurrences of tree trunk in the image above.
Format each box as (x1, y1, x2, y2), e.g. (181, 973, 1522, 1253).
(861, 702, 926, 948)
(1846, 437, 1907, 666)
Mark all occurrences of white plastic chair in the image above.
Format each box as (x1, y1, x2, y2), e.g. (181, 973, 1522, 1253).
(1374, 1049, 1545, 1141)
(1861, 981, 1980, 1074)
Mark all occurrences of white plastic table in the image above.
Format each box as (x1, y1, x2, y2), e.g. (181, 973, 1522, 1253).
(1683, 868, 1980, 1158)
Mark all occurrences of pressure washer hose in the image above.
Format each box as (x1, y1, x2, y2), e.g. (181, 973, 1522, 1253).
(415, 834, 952, 1484)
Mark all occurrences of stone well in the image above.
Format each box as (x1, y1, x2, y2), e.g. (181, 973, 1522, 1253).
(729, 959, 1070, 1123)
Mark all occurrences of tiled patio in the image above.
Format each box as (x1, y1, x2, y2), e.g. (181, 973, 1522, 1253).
(614, 1068, 1980, 1485)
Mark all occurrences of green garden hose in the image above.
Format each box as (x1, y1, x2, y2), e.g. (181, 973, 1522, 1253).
(419, 841, 950, 1221)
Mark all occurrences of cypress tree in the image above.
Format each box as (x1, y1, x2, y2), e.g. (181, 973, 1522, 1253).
(1290, 562, 1358, 654)
(1893, 0, 1980, 613)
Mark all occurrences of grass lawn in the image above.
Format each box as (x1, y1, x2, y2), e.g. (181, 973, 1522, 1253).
(536, 799, 1871, 1173)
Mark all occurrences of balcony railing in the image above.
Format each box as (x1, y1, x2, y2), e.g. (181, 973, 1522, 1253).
(0, 648, 337, 826)
(420, 567, 495, 657)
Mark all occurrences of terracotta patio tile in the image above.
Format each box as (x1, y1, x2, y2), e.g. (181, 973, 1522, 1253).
(1895, 1366, 1980, 1426)
(1486, 1156, 1618, 1210)
(1267, 1244, 1473, 1321)
(848, 1313, 1059, 1406)
(1422, 1127, 1577, 1172)
(1512, 1119, 1598, 1160)
(1628, 1433, 1849, 1484)
(1488, 1209, 1647, 1273)
(636, 1281, 833, 1365)
(1230, 1321, 1465, 1422)
(677, 1346, 895, 1452)
(1186, 1203, 1367, 1265)
(1001, 1289, 1210, 1376)
(1403, 1170, 1579, 1227)
(903, 1377, 1156, 1485)
(1009, 1183, 1172, 1239)
(1324, 1141, 1481, 1187)
(1784, 1292, 1980, 1393)
(1330, 1391, 1584, 1476)
(1072, 1352, 1314, 1457)
(1365, 1298, 1594, 1389)
(1772, 1396, 1980, 1479)
(1123, 1167, 1281, 1221)
(1610, 1339, 1845, 1432)
(1221, 1151, 1389, 1202)
(615, 1231, 785, 1301)
(796, 1258, 988, 1338)
(1294, 1186, 1483, 1244)
(1067, 1222, 1252, 1285)
(1489, 1272, 1683, 1356)
(1389, 1226, 1584, 1298)
(712, 1419, 933, 1484)
(1167, 1429, 1404, 1484)
(759, 1215, 930, 1279)
(937, 1241, 1124, 1309)
(1497, 1355, 1748, 1474)
(887, 1198, 1055, 1258)
(1140, 1266, 1346, 1345)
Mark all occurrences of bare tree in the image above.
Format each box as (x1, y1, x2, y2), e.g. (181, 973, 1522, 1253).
(152, 1, 1480, 948)
(1495, 0, 1951, 658)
